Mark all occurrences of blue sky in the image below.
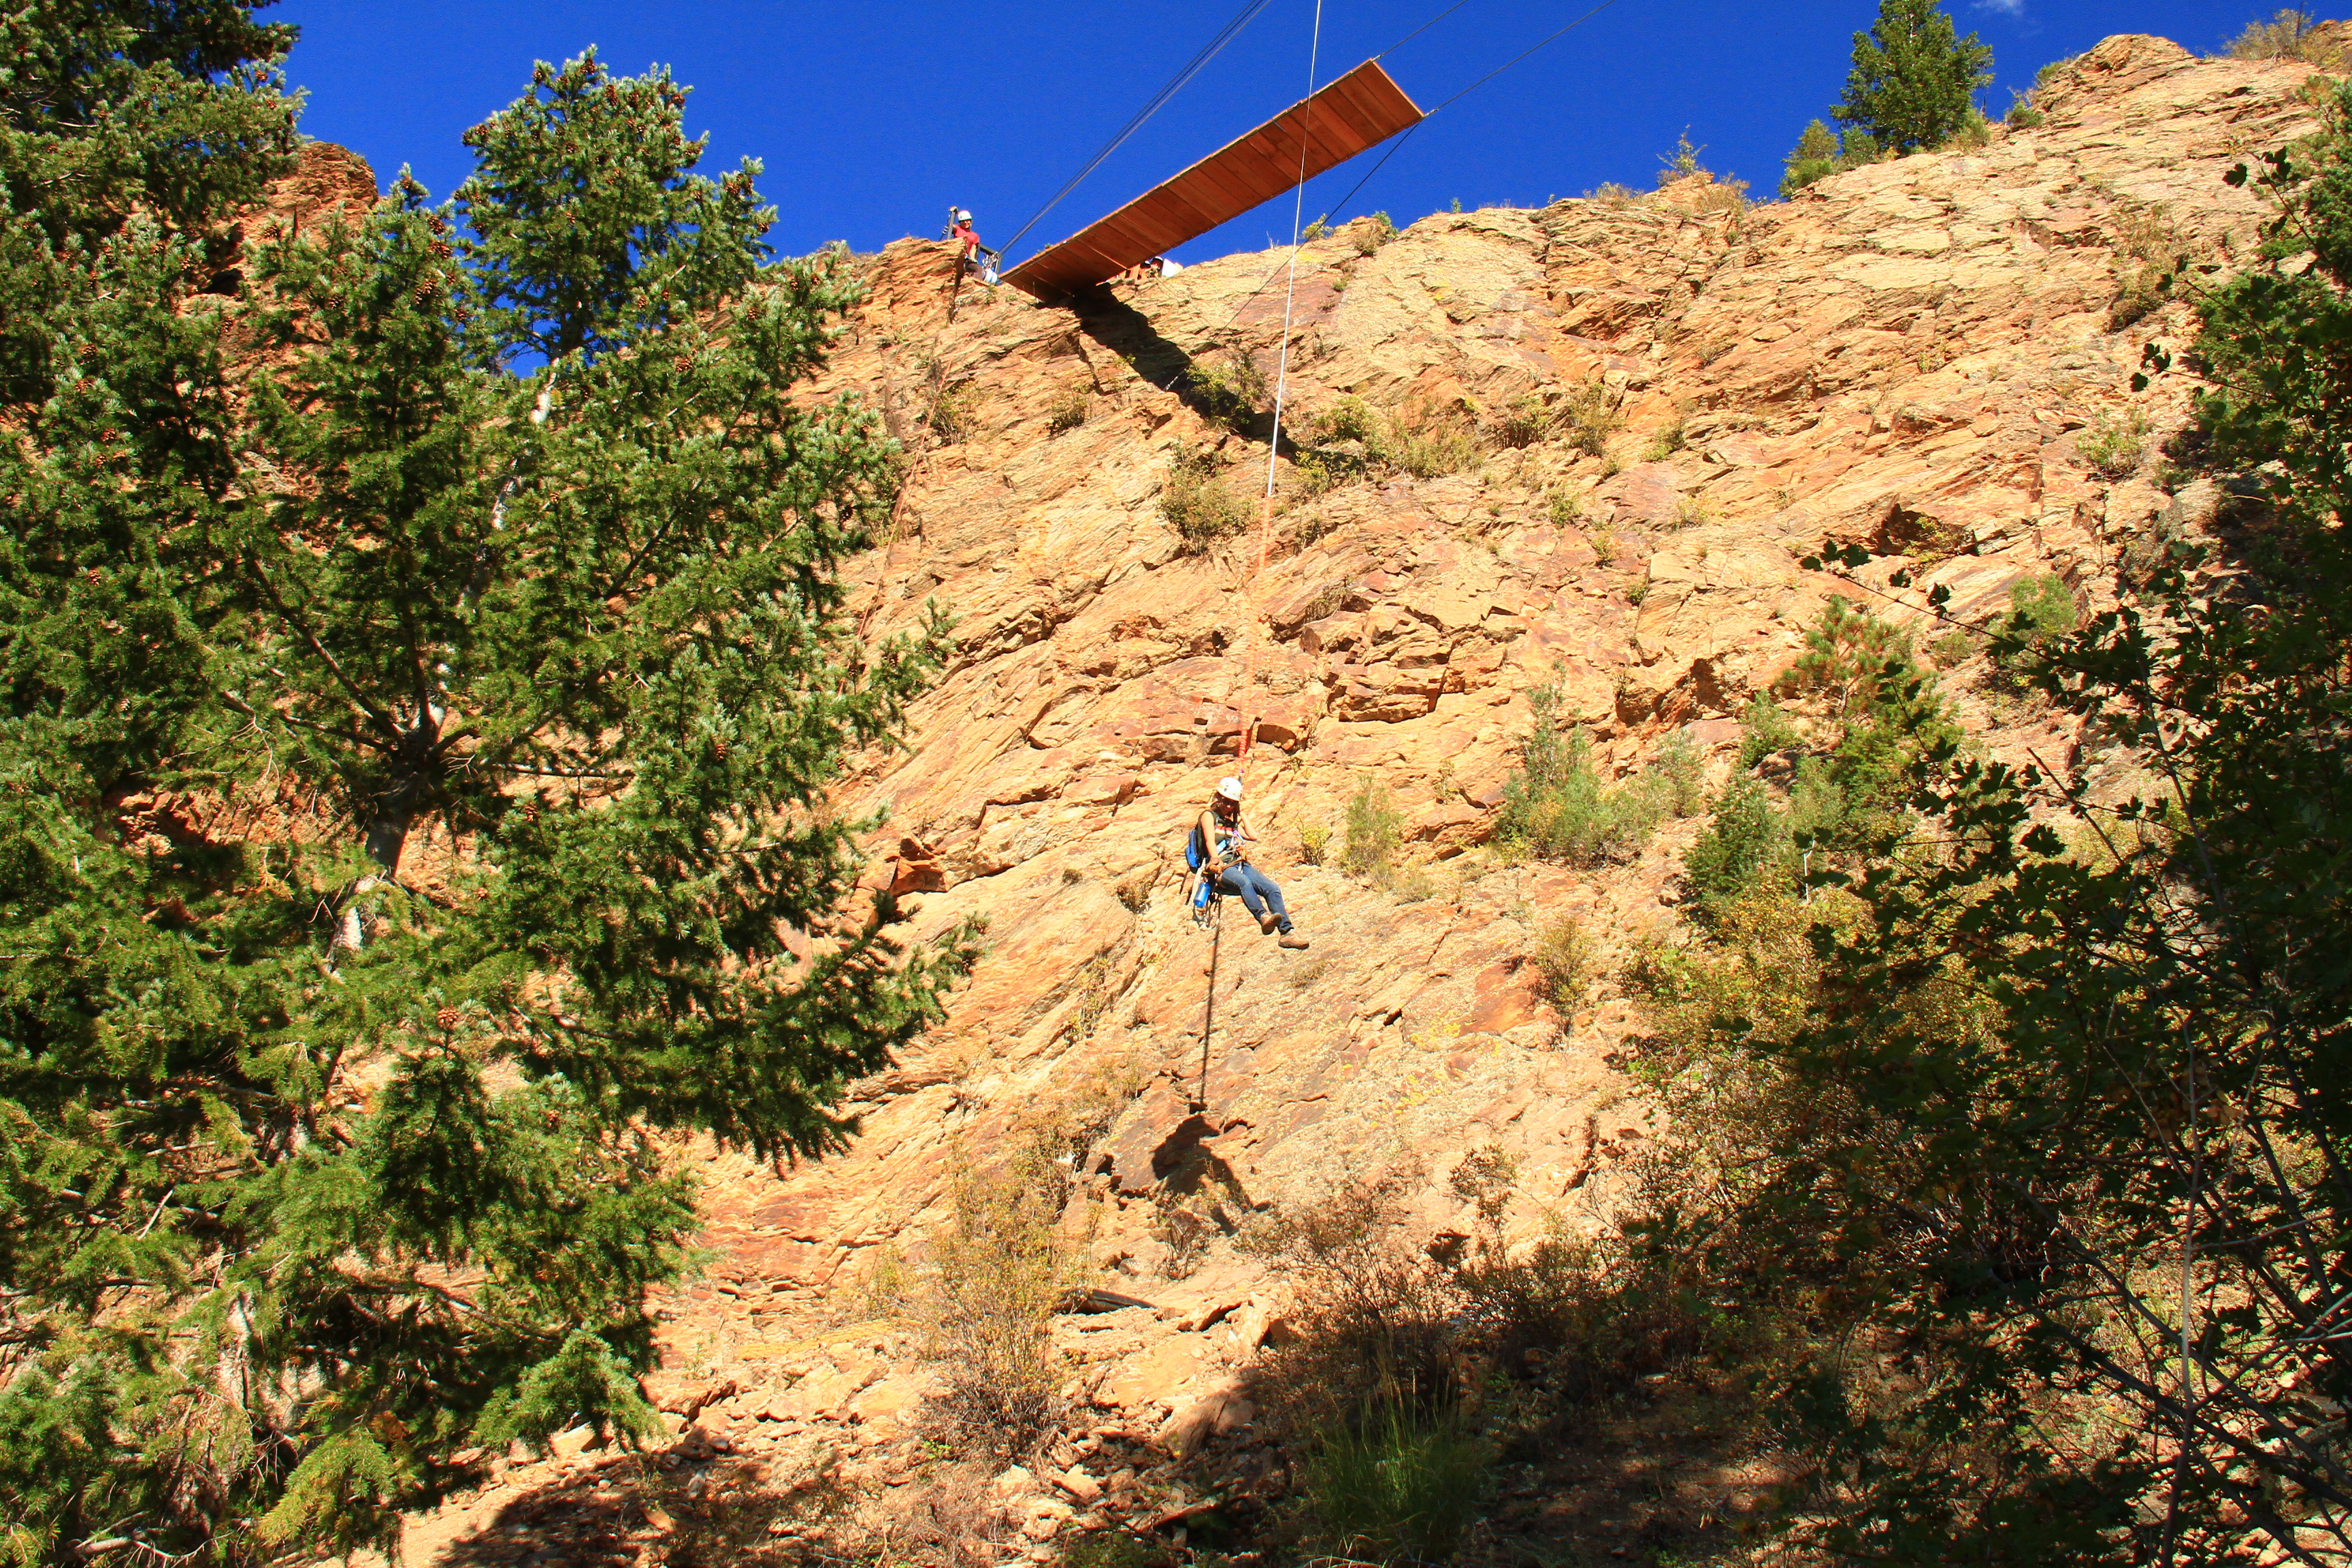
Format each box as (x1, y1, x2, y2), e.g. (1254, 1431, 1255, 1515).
(276, 0, 2281, 269)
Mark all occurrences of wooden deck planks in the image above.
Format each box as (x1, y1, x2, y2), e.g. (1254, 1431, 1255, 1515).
(1004, 59, 1422, 298)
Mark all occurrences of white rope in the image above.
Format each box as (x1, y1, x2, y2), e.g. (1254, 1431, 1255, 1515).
(1262, 0, 1325, 508)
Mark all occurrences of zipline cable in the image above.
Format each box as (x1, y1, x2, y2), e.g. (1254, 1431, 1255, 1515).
(998, 0, 1275, 263)
(1422, 0, 1626, 116)
(1373, 0, 1475, 62)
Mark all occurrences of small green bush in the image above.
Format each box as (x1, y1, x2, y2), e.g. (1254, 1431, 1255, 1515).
(1944, 106, 1993, 150)
(1190, 348, 1267, 433)
(1499, 687, 1664, 866)
(1761, 598, 1958, 854)
(1652, 730, 1708, 817)
(1310, 394, 1384, 447)
(903, 1140, 1081, 1449)
(1644, 420, 1687, 461)
(2005, 88, 2045, 129)
(1159, 444, 1252, 551)
(1295, 395, 1387, 491)
(1305, 1403, 1491, 1565)
(1548, 486, 1585, 525)
(1988, 572, 2078, 692)
(1563, 379, 1622, 458)
(1387, 402, 1480, 478)
(1780, 118, 1843, 196)
(1590, 525, 1620, 566)
(1490, 393, 1552, 449)
(2109, 266, 2176, 331)
(1355, 210, 1399, 255)
(1343, 781, 1403, 880)
(2002, 572, 2078, 643)
(928, 383, 977, 443)
(1780, 118, 1894, 196)
(1671, 493, 1718, 528)
(2077, 408, 2149, 478)
(1685, 774, 1782, 908)
(1298, 820, 1331, 866)
(1533, 915, 1592, 1013)
(1735, 693, 1803, 768)
(1929, 627, 1976, 668)
(1046, 391, 1088, 435)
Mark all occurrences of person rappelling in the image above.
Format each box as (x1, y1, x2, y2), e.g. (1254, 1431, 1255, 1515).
(1192, 777, 1309, 949)
(944, 206, 1000, 284)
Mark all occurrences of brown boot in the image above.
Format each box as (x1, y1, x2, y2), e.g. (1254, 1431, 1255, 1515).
(1258, 913, 1279, 934)
(1279, 930, 1309, 949)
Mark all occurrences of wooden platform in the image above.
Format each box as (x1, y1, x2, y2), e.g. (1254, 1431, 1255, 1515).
(1003, 59, 1424, 299)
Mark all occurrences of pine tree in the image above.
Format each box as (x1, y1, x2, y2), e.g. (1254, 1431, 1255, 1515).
(1, 18, 967, 1563)
(1833, 0, 1993, 153)
(1654, 84, 2352, 1558)
(1780, 117, 1845, 196)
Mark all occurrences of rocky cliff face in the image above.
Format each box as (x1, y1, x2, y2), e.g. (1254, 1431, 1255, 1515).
(374, 33, 2325, 1565)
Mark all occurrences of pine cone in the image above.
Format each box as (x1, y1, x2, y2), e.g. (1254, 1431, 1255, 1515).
(436, 1005, 461, 1030)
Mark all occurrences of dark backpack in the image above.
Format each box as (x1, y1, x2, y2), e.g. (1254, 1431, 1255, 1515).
(1183, 820, 1217, 911)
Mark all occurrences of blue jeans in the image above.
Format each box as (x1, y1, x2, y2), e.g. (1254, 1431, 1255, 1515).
(1217, 863, 1290, 931)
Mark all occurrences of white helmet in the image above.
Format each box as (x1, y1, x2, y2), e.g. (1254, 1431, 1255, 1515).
(1216, 777, 1243, 802)
(953, 208, 972, 223)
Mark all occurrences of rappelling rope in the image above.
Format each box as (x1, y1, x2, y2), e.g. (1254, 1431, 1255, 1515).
(1230, 0, 1324, 780)
(1194, 0, 1324, 1115)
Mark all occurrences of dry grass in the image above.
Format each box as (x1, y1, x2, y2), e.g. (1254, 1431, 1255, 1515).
(1385, 399, 1481, 478)
(894, 1137, 1088, 1454)
(927, 384, 977, 444)
(1487, 393, 1553, 450)
(2223, 8, 2349, 65)
(1562, 379, 1622, 458)
(1531, 915, 1593, 1015)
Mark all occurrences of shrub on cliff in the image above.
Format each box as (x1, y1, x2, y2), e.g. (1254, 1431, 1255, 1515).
(1631, 82, 2352, 1560)
(1834, 0, 1994, 153)
(901, 1139, 1083, 1452)
(1160, 442, 1253, 550)
(0, 22, 968, 1563)
(1780, 118, 1847, 195)
(1494, 679, 1706, 867)
(2221, 7, 2343, 64)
